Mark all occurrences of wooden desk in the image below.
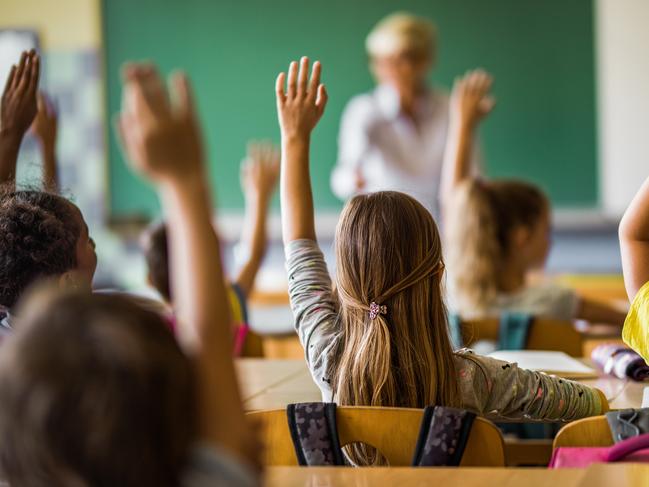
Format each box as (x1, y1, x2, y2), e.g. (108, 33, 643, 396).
(238, 358, 645, 412)
(577, 464, 649, 487)
(263, 466, 588, 487)
(236, 359, 310, 407)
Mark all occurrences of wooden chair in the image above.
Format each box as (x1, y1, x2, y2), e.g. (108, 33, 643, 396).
(260, 334, 304, 359)
(553, 416, 613, 449)
(459, 318, 584, 357)
(247, 406, 505, 466)
(240, 330, 264, 358)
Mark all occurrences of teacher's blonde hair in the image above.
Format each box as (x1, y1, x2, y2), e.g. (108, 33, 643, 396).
(366, 12, 437, 62)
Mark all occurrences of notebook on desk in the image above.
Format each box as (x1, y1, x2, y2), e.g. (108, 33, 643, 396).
(488, 350, 599, 380)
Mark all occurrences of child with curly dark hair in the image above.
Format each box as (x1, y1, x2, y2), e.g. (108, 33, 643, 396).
(0, 52, 96, 333)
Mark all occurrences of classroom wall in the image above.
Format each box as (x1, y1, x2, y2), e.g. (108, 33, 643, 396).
(103, 0, 598, 218)
(596, 0, 649, 218)
(0, 0, 101, 49)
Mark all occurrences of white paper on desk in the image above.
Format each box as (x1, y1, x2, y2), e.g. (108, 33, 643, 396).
(487, 350, 596, 375)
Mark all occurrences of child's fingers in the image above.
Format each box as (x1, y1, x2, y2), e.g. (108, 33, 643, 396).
(297, 56, 309, 97)
(170, 71, 196, 119)
(3, 65, 16, 96)
(480, 95, 496, 114)
(315, 84, 328, 115)
(275, 72, 286, 105)
(130, 65, 168, 118)
(121, 62, 139, 82)
(28, 53, 40, 95)
(308, 61, 322, 100)
(286, 61, 298, 99)
(16, 55, 33, 94)
(12, 52, 28, 90)
(138, 65, 170, 115)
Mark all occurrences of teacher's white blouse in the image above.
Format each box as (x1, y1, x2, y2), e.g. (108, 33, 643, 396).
(331, 84, 479, 217)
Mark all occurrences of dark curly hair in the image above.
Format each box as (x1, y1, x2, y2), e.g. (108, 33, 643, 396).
(0, 189, 81, 309)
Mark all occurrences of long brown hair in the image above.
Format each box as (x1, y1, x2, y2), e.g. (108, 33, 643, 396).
(0, 289, 195, 487)
(446, 179, 548, 315)
(332, 191, 459, 411)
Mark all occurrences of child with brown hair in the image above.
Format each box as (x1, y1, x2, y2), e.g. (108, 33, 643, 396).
(0, 64, 258, 485)
(277, 57, 607, 465)
(441, 71, 627, 326)
(142, 141, 279, 354)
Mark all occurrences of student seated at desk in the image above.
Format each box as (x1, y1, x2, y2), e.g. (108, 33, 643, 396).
(142, 141, 278, 355)
(440, 71, 627, 327)
(0, 63, 259, 486)
(619, 174, 649, 363)
(275, 57, 609, 465)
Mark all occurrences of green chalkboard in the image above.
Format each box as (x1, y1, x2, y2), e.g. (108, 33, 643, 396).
(103, 0, 597, 216)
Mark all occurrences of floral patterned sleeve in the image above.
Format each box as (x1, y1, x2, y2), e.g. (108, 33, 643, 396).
(454, 351, 604, 421)
(285, 239, 340, 397)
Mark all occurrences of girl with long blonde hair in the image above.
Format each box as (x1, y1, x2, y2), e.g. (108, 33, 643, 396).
(276, 58, 607, 464)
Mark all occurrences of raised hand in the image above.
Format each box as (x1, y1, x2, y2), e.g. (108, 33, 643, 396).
(116, 64, 204, 185)
(1, 50, 40, 138)
(235, 141, 280, 297)
(440, 70, 494, 212)
(241, 140, 280, 203)
(30, 92, 58, 149)
(0, 50, 40, 184)
(450, 69, 495, 129)
(30, 92, 59, 191)
(117, 62, 258, 468)
(275, 57, 328, 140)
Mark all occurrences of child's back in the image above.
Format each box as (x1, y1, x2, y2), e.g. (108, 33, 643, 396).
(274, 59, 607, 457)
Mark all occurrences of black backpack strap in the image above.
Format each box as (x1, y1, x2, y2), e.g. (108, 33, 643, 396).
(498, 312, 533, 350)
(286, 402, 345, 466)
(411, 406, 476, 466)
(448, 314, 464, 349)
(606, 408, 649, 443)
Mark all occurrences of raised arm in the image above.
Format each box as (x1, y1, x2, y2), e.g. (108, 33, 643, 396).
(0, 50, 40, 186)
(276, 57, 328, 244)
(619, 176, 649, 300)
(439, 70, 494, 216)
(30, 92, 59, 191)
(116, 64, 255, 466)
(234, 141, 279, 296)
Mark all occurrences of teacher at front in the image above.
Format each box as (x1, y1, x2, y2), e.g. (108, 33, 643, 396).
(330, 12, 480, 218)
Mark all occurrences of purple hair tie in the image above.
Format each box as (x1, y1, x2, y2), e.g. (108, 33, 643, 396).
(369, 302, 387, 320)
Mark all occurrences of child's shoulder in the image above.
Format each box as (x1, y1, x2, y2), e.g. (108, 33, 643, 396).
(497, 282, 578, 320)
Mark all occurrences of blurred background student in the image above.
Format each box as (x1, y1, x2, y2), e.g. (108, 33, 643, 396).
(330, 12, 481, 217)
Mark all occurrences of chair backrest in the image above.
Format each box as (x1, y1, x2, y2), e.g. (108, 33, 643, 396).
(553, 416, 613, 449)
(247, 406, 505, 466)
(460, 318, 584, 357)
(240, 330, 264, 357)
